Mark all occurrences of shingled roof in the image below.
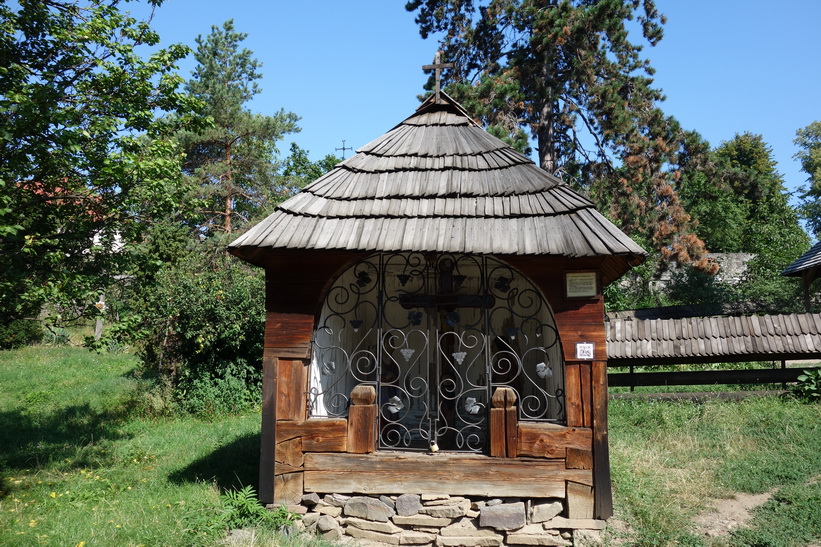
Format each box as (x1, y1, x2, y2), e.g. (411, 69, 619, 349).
(606, 312, 821, 365)
(782, 240, 821, 277)
(229, 92, 646, 281)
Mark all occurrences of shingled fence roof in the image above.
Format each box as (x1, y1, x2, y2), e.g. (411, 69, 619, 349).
(229, 92, 646, 283)
(606, 312, 821, 366)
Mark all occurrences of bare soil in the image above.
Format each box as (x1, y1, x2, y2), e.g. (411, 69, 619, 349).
(693, 490, 775, 539)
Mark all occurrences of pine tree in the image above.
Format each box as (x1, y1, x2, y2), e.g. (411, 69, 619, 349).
(406, 0, 709, 267)
(179, 20, 300, 235)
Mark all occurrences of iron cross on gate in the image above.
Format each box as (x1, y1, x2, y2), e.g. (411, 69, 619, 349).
(423, 51, 454, 103)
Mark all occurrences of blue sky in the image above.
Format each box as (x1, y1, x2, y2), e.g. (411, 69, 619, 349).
(135, 0, 821, 202)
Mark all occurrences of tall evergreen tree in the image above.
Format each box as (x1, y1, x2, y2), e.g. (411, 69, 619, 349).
(406, 0, 709, 268)
(179, 19, 300, 235)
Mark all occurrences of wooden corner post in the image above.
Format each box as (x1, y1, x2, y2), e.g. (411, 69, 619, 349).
(592, 360, 613, 518)
(259, 349, 278, 504)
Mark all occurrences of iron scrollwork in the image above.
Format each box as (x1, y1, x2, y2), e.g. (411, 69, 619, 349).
(309, 252, 565, 453)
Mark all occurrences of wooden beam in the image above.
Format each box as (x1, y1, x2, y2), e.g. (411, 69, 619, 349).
(505, 407, 518, 459)
(347, 405, 376, 454)
(277, 419, 348, 452)
(264, 312, 314, 354)
(276, 360, 307, 421)
(564, 363, 583, 427)
(259, 350, 277, 504)
(567, 481, 595, 519)
(275, 437, 303, 476)
(304, 452, 592, 498)
(274, 472, 304, 505)
(516, 423, 592, 459)
(608, 367, 815, 387)
(580, 362, 593, 428)
(566, 448, 593, 470)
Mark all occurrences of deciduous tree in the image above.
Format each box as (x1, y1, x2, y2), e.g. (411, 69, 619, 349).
(0, 0, 200, 326)
(795, 121, 821, 237)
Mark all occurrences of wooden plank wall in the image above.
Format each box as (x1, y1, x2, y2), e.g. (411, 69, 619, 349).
(502, 255, 613, 519)
(260, 251, 613, 517)
(260, 250, 366, 504)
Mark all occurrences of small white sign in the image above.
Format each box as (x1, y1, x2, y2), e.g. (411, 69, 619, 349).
(575, 342, 595, 360)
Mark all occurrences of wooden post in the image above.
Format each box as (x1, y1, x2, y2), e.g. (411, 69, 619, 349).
(490, 387, 517, 458)
(259, 349, 278, 504)
(347, 384, 377, 454)
(591, 360, 613, 519)
(505, 389, 518, 458)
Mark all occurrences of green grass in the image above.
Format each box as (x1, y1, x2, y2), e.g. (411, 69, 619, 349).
(608, 395, 821, 546)
(3, 347, 819, 546)
(0, 346, 266, 546)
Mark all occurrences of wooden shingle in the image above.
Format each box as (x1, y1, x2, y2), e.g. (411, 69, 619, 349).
(230, 91, 645, 281)
(606, 313, 821, 364)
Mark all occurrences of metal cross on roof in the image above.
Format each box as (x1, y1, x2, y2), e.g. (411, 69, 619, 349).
(423, 51, 454, 104)
(335, 139, 353, 159)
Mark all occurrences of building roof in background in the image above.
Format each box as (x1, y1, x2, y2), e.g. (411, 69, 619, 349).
(229, 92, 646, 282)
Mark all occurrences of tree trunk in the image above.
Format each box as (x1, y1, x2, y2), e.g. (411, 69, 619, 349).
(537, 63, 557, 174)
(224, 142, 233, 233)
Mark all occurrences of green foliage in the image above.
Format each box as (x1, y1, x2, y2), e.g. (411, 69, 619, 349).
(0, 0, 202, 327)
(790, 369, 821, 402)
(179, 19, 300, 235)
(271, 143, 340, 207)
(219, 486, 299, 531)
(407, 0, 711, 268)
(99, 237, 266, 416)
(0, 319, 43, 350)
(795, 121, 821, 237)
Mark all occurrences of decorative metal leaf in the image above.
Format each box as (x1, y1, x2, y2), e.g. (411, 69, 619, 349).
(536, 361, 552, 379)
(463, 397, 481, 415)
(386, 395, 404, 414)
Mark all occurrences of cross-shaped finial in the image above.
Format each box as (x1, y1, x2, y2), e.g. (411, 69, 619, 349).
(335, 139, 353, 159)
(423, 51, 454, 104)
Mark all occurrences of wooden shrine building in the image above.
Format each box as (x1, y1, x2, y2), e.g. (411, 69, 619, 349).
(228, 87, 646, 536)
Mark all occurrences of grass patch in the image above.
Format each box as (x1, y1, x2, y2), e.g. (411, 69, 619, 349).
(609, 396, 821, 546)
(0, 346, 291, 546)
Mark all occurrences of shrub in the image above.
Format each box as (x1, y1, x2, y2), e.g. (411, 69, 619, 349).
(791, 369, 821, 403)
(0, 319, 44, 349)
(99, 235, 266, 415)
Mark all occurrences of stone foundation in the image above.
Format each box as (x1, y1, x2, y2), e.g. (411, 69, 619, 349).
(275, 493, 605, 546)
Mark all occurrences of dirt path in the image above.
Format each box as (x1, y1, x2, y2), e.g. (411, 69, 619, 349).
(693, 490, 775, 539)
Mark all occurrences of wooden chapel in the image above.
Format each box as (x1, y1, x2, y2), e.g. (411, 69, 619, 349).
(228, 81, 645, 536)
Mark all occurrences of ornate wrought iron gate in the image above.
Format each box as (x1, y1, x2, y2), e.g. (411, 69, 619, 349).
(310, 252, 564, 453)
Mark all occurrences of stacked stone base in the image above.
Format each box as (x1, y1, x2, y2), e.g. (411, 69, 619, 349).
(275, 493, 605, 546)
